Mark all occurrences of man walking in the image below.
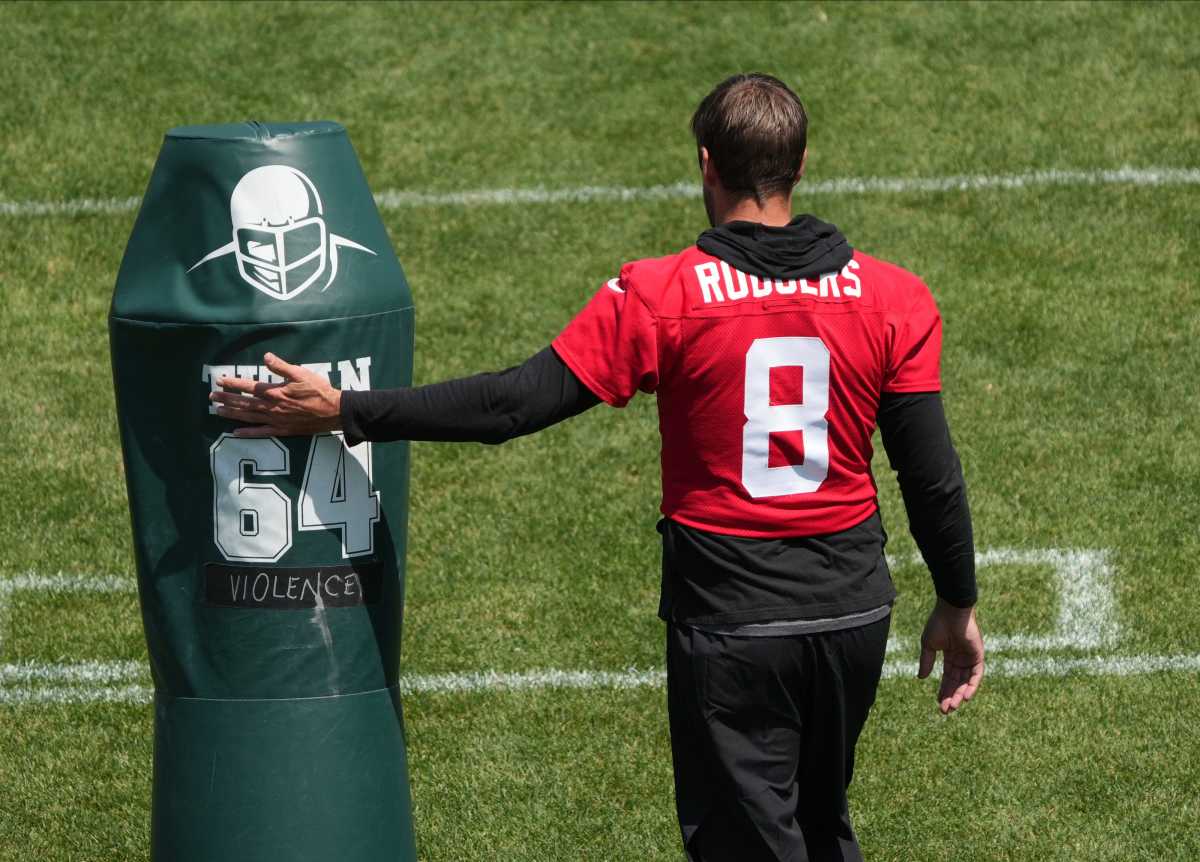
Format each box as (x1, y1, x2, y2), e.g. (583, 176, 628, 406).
(213, 74, 984, 861)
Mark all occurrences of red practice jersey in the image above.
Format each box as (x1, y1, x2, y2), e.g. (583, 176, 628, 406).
(552, 246, 942, 538)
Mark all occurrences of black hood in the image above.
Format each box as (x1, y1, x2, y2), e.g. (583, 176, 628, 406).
(696, 214, 852, 281)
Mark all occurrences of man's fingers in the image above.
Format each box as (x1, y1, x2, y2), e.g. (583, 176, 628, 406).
(937, 658, 983, 714)
(941, 658, 970, 694)
(232, 425, 286, 438)
(264, 352, 305, 382)
(938, 677, 967, 713)
(943, 682, 967, 712)
(937, 672, 958, 707)
(960, 661, 984, 702)
(216, 375, 286, 400)
(917, 645, 936, 679)
(210, 391, 274, 412)
(216, 375, 260, 395)
(215, 406, 275, 425)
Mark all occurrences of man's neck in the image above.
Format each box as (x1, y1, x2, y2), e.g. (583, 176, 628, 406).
(715, 193, 794, 227)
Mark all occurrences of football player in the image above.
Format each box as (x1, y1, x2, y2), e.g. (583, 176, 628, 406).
(213, 73, 984, 862)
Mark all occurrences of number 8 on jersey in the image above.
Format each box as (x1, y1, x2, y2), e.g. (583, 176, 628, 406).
(742, 337, 830, 498)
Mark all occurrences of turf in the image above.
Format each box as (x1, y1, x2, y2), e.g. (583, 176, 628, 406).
(2, 1, 1199, 860)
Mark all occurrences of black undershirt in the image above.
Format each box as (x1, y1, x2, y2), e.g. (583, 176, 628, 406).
(341, 347, 977, 620)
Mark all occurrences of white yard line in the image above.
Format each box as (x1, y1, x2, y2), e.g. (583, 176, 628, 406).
(401, 667, 666, 694)
(2, 166, 1197, 217)
(1, 549, 1115, 659)
(879, 652, 1200, 680)
(2, 653, 1197, 706)
(0, 659, 143, 685)
(2, 684, 155, 705)
(0, 572, 136, 594)
(0, 549, 1140, 706)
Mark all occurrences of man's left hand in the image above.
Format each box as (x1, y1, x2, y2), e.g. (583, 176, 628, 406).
(917, 599, 984, 715)
(211, 352, 342, 437)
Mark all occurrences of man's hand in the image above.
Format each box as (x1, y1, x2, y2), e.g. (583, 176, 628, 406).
(210, 353, 343, 437)
(918, 599, 984, 715)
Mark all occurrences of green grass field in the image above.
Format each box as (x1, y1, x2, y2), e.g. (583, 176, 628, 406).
(2, 1, 1199, 859)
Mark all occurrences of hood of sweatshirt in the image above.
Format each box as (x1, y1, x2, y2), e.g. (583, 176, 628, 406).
(696, 214, 852, 280)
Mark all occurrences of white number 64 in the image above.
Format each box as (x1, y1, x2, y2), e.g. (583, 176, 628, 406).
(211, 432, 380, 563)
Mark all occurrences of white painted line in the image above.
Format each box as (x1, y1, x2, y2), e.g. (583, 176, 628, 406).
(803, 166, 1200, 196)
(2, 654, 1198, 705)
(0, 546, 1119, 683)
(2, 166, 1196, 218)
(880, 653, 1200, 680)
(1, 685, 154, 706)
(0, 573, 136, 594)
(0, 548, 1128, 707)
(373, 182, 700, 208)
(400, 667, 666, 694)
(0, 660, 144, 685)
(886, 548, 1119, 653)
(0, 196, 143, 217)
(982, 549, 1119, 651)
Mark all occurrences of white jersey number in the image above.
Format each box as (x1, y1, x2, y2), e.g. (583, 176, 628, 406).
(299, 433, 380, 557)
(211, 432, 379, 562)
(211, 435, 293, 562)
(741, 336, 830, 498)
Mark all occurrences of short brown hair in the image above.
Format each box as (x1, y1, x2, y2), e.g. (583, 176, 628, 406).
(690, 74, 808, 202)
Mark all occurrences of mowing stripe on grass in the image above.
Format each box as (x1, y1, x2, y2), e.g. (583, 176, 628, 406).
(0, 572, 139, 655)
(2, 166, 1197, 217)
(2, 653, 1198, 705)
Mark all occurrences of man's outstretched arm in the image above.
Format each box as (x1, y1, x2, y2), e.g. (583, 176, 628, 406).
(877, 391, 984, 715)
(210, 347, 600, 444)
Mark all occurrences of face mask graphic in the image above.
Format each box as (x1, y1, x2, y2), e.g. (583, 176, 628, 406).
(189, 165, 374, 300)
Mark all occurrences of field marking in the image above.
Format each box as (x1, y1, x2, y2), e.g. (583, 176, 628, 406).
(0, 659, 143, 685)
(0, 572, 136, 594)
(2, 166, 1197, 218)
(0, 548, 1131, 706)
(3, 654, 1198, 706)
(0, 548, 1116, 659)
(884, 548, 1118, 654)
(3, 685, 155, 705)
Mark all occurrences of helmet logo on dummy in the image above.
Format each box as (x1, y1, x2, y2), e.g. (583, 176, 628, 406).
(187, 164, 375, 301)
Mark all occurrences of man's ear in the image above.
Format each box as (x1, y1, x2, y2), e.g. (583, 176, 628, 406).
(796, 148, 809, 182)
(700, 147, 720, 186)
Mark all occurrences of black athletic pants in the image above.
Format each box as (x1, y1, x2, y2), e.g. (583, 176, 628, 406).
(666, 616, 891, 862)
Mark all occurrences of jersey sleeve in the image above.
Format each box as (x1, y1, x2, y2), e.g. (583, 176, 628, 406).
(551, 272, 659, 407)
(883, 282, 943, 393)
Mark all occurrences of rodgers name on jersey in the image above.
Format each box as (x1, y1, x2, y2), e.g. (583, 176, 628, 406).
(695, 259, 863, 305)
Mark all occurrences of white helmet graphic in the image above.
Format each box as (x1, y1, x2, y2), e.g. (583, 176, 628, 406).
(231, 165, 327, 298)
(189, 164, 374, 301)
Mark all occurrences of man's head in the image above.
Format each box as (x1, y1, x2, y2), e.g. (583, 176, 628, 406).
(691, 74, 808, 225)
